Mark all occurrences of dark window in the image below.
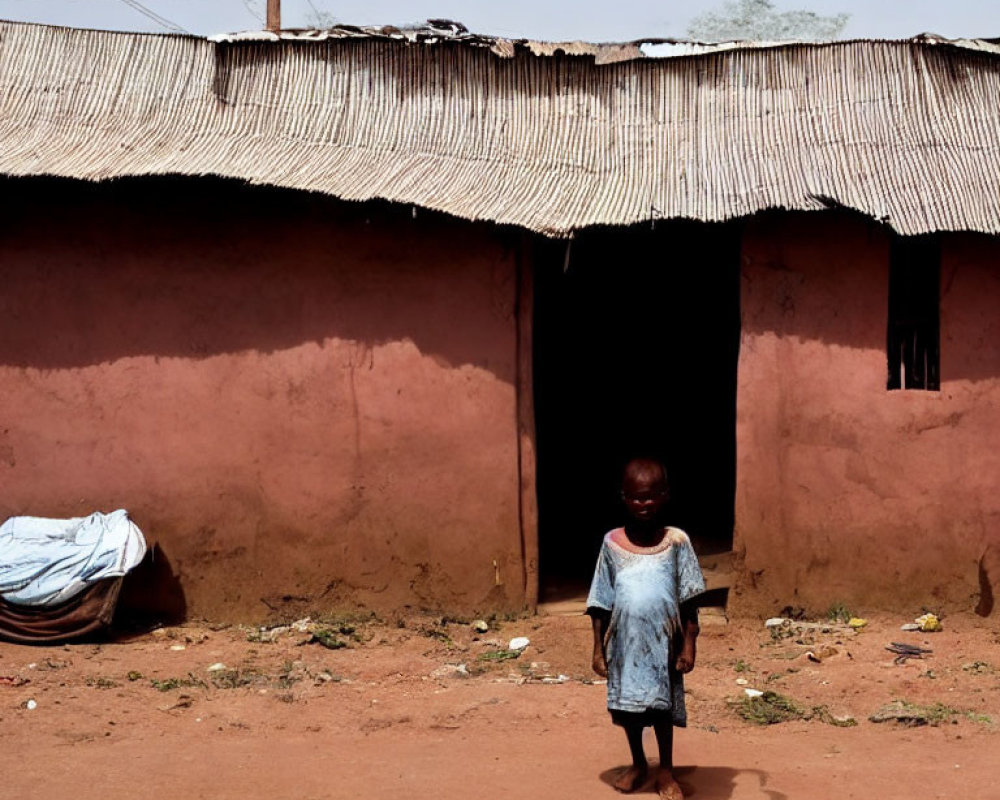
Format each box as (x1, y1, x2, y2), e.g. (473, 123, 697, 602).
(887, 234, 940, 390)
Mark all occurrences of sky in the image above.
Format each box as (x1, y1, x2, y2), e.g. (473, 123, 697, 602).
(0, 0, 995, 42)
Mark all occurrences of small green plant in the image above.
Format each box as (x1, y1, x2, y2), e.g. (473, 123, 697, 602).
(733, 659, 752, 673)
(827, 603, 853, 624)
(734, 691, 805, 725)
(150, 674, 207, 692)
(310, 629, 349, 649)
(126, 671, 143, 682)
(419, 626, 454, 647)
(962, 661, 993, 675)
(210, 668, 265, 690)
(87, 677, 118, 689)
(275, 661, 303, 689)
(476, 649, 521, 662)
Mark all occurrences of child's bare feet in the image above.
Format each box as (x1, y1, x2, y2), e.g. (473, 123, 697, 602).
(613, 764, 648, 793)
(656, 768, 684, 800)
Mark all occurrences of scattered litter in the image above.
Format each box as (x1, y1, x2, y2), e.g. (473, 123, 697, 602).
(915, 613, 942, 632)
(246, 624, 292, 643)
(805, 645, 839, 663)
(160, 695, 194, 712)
(886, 642, 932, 664)
(735, 678, 749, 686)
(206, 663, 227, 672)
(25, 698, 37, 710)
(508, 637, 530, 651)
(151, 628, 168, 638)
(471, 619, 489, 634)
(847, 618, 867, 630)
(744, 688, 764, 698)
(764, 617, 847, 642)
(291, 618, 314, 633)
(540, 674, 570, 684)
(430, 663, 470, 679)
(900, 623, 921, 631)
(169, 645, 186, 651)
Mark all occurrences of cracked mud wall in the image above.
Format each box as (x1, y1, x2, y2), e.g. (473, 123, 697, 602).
(733, 212, 1000, 615)
(0, 178, 523, 621)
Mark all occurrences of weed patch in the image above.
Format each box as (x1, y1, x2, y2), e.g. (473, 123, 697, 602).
(308, 629, 349, 650)
(869, 700, 960, 727)
(734, 691, 805, 725)
(476, 649, 521, 662)
(150, 674, 207, 692)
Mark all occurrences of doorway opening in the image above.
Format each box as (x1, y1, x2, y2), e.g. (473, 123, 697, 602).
(532, 221, 741, 603)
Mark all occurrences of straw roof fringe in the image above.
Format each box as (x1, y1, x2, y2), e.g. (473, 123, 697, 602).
(1, 21, 999, 236)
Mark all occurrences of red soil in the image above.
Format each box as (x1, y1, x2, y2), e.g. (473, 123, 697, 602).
(1, 611, 998, 799)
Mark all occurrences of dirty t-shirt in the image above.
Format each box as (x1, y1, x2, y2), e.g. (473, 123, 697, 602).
(586, 527, 705, 724)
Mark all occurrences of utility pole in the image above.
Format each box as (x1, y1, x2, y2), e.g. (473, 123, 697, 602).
(267, 0, 281, 32)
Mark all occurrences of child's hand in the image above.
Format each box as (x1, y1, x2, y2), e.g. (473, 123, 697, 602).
(675, 638, 697, 673)
(592, 651, 608, 678)
(674, 653, 695, 674)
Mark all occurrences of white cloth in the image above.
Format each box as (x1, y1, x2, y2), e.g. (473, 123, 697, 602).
(0, 510, 147, 606)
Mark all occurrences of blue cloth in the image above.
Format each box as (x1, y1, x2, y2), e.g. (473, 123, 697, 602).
(0, 510, 147, 606)
(586, 527, 705, 725)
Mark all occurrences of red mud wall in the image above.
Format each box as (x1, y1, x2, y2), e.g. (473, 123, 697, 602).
(0, 179, 523, 621)
(734, 213, 1000, 615)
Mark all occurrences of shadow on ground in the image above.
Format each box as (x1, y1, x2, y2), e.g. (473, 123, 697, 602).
(600, 764, 787, 799)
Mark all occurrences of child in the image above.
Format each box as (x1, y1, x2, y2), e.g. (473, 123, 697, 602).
(587, 458, 705, 800)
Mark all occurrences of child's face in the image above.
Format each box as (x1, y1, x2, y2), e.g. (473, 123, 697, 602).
(621, 471, 669, 522)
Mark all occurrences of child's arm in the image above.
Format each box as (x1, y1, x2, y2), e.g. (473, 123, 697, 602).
(674, 601, 699, 674)
(588, 609, 610, 677)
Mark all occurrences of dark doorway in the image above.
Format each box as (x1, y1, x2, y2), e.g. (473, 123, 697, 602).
(532, 220, 741, 601)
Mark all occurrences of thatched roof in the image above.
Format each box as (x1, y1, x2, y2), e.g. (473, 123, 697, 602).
(1, 20, 998, 235)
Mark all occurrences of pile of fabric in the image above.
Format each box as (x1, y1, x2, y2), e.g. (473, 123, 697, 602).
(0, 510, 147, 643)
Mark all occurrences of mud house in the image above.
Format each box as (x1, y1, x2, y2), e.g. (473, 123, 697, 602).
(0, 21, 997, 620)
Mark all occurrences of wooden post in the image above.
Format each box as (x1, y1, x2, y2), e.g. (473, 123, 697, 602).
(266, 0, 281, 31)
(516, 232, 540, 611)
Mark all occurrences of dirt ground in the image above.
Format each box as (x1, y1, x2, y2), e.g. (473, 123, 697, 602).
(2, 609, 999, 800)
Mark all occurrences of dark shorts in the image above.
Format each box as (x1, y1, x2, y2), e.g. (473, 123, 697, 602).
(609, 708, 676, 729)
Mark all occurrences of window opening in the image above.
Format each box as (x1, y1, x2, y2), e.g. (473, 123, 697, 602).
(887, 234, 940, 390)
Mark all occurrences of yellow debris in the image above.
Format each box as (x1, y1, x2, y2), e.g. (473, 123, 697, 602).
(916, 613, 942, 632)
(847, 617, 867, 629)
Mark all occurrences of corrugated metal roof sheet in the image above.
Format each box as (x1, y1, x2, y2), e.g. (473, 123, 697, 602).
(1, 20, 999, 236)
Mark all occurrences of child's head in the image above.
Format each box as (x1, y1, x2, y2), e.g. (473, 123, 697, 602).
(621, 458, 669, 522)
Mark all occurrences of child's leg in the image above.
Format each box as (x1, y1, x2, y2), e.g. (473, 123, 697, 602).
(612, 722, 648, 793)
(652, 721, 683, 799)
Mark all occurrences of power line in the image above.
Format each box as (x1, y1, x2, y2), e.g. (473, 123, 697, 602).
(242, 0, 265, 24)
(116, 0, 188, 35)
